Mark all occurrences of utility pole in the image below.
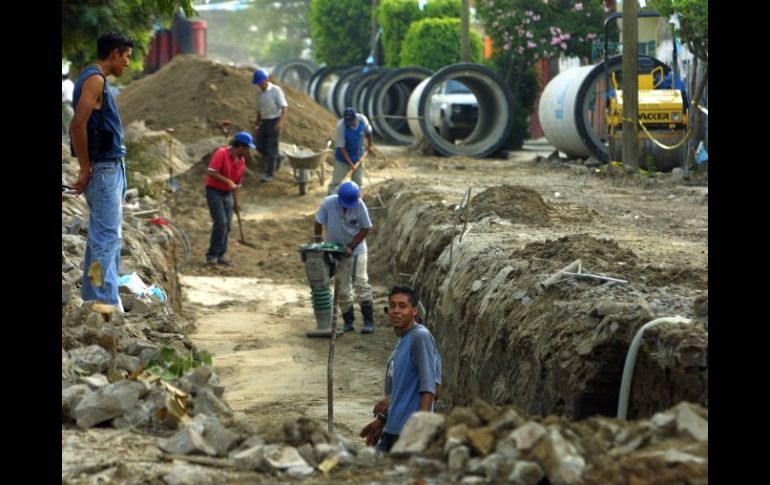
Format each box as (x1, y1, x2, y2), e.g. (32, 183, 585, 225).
(621, 0, 639, 168)
(461, 0, 470, 62)
(371, 0, 380, 65)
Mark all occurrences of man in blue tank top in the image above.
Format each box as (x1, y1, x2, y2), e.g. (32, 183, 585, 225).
(69, 32, 133, 312)
(359, 286, 439, 452)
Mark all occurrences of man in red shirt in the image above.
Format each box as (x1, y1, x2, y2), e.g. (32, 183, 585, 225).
(205, 131, 255, 265)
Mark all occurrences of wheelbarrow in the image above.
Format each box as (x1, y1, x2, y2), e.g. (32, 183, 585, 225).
(285, 140, 333, 196)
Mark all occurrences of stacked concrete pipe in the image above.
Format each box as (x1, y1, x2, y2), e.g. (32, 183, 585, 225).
(272, 58, 318, 93)
(299, 61, 516, 157)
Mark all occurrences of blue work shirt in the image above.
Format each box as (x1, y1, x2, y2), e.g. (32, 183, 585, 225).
(315, 195, 372, 256)
(384, 324, 438, 436)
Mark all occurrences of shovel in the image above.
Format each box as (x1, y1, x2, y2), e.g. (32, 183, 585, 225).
(235, 208, 257, 249)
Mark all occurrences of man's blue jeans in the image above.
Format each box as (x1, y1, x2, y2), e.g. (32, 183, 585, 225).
(205, 187, 234, 260)
(81, 160, 127, 306)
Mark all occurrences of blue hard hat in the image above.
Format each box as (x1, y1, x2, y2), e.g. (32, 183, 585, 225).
(337, 181, 360, 208)
(233, 131, 256, 149)
(252, 69, 268, 85)
(343, 107, 356, 120)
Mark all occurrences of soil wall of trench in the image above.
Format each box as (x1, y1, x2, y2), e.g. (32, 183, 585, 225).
(365, 180, 708, 420)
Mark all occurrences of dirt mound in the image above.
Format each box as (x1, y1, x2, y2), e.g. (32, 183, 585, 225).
(519, 234, 639, 274)
(470, 185, 553, 225)
(119, 55, 337, 151)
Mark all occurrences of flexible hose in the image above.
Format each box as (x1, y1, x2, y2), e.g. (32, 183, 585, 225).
(617, 315, 694, 420)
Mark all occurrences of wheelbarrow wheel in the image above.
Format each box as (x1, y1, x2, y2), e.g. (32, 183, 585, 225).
(299, 181, 308, 196)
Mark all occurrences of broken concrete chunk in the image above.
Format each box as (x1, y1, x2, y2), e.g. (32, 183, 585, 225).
(448, 445, 470, 474)
(69, 345, 112, 374)
(467, 427, 495, 456)
(674, 402, 708, 442)
(530, 429, 586, 485)
(62, 384, 91, 421)
(511, 421, 548, 451)
(391, 412, 445, 454)
(231, 445, 266, 471)
(508, 460, 545, 485)
(73, 380, 145, 428)
(446, 406, 482, 429)
(163, 463, 212, 485)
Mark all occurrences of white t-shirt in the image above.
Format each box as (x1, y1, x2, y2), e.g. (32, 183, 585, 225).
(256, 82, 288, 120)
(62, 79, 74, 103)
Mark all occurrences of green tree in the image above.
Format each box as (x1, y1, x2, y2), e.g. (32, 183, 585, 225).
(400, 17, 482, 70)
(422, 0, 461, 18)
(62, 0, 195, 73)
(379, 0, 423, 67)
(310, 0, 372, 66)
(476, 0, 604, 148)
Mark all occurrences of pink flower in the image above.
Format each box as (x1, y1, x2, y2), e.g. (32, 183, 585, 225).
(526, 31, 534, 39)
(533, 14, 541, 21)
(551, 36, 561, 45)
(504, 42, 511, 50)
(574, 2, 583, 11)
(561, 33, 571, 41)
(560, 42, 568, 50)
(528, 40, 538, 49)
(517, 46, 525, 53)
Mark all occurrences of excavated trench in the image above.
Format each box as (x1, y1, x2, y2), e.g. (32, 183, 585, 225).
(365, 180, 707, 421)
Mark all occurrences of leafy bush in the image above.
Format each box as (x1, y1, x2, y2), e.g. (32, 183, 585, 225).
(379, 0, 423, 67)
(422, 0, 461, 19)
(310, 0, 372, 66)
(400, 17, 482, 70)
(146, 346, 213, 382)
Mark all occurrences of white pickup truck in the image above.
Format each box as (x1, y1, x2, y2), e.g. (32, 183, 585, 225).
(430, 80, 479, 142)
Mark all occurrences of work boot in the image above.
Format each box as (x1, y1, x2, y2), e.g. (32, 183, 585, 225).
(360, 301, 375, 334)
(342, 308, 355, 333)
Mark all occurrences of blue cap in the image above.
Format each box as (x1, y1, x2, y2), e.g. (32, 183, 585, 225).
(343, 107, 356, 121)
(252, 69, 268, 85)
(337, 181, 360, 208)
(233, 131, 256, 149)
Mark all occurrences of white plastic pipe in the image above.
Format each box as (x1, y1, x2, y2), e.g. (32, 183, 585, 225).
(617, 315, 694, 420)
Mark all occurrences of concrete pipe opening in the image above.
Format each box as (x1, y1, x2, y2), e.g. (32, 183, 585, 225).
(345, 67, 390, 116)
(539, 55, 669, 163)
(310, 66, 350, 113)
(366, 67, 432, 145)
(272, 59, 318, 93)
(331, 66, 366, 118)
(407, 78, 431, 141)
(418, 63, 514, 158)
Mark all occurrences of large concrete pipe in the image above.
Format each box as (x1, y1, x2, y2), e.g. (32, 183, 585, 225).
(345, 67, 390, 115)
(407, 78, 431, 140)
(308, 66, 330, 97)
(272, 59, 318, 93)
(310, 66, 351, 114)
(538, 55, 668, 162)
(366, 67, 432, 145)
(331, 66, 366, 118)
(418, 63, 514, 158)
